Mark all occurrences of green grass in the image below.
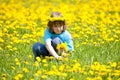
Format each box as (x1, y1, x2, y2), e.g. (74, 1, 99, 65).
(0, 38, 120, 80)
(0, 0, 120, 79)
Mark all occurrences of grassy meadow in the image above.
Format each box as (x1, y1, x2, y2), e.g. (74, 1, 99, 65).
(0, 0, 120, 80)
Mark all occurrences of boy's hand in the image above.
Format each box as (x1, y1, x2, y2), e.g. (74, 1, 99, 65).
(58, 48, 64, 55)
(57, 56, 63, 61)
(61, 52, 68, 57)
(58, 48, 68, 57)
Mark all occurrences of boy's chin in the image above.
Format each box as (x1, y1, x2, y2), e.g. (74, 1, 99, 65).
(55, 32, 61, 34)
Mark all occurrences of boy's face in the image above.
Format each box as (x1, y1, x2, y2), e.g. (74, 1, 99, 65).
(53, 25, 63, 34)
(52, 21, 64, 34)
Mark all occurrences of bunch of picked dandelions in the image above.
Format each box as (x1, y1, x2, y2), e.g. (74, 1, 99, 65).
(56, 42, 68, 57)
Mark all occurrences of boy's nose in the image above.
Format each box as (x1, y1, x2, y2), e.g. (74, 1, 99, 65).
(57, 27, 61, 30)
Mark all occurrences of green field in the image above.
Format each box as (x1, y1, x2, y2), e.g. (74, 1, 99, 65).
(0, 0, 120, 80)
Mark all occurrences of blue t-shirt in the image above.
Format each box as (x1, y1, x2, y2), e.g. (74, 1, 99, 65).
(44, 28, 74, 51)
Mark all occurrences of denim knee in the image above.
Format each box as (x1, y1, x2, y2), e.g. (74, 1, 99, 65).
(32, 42, 50, 61)
(52, 37, 62, 44)
(33, 43, 41, 54)
(51, 37, 62, 51)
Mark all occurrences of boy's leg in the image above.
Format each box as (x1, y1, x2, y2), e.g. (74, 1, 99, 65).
(51, 37, 62, 52)
(32, 42, 49, 61)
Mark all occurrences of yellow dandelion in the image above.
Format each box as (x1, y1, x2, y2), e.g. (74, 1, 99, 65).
(3, 28, 8, 33)
(95, 76, 102, 80)
(22, 67, 29, 73)
(1, 74, 6, 77)
(28, 54, 32, 59)
(15, 58, 20, 66)
(49, 56, 54, 59)
(14, 76, 19, 80)
(58, 57, 63, 61)
(56, 42, 68, 52)
(64, 57, 68, 61)
(107, 77, 112, 80)
(34, 61, 39, 67)
(48, 17, 65, 22)
(15, 58, 19, 62)
(41, 75, 47, 79)
(111, 62, 117, 68)
(35, 70, 41, 77)
(16, 62, 20, 66)
(36, 57, 41, 62)
(56, 44, 61, 50)
(61, 73, 67, 77)
(24, 61, 29, 65)
(17, 74, 23, 78)
(13, 47, 17, 51)
(14, 73, 23, 80)
(6, 45, 12, 49)
(0, 38, 4, 43)
(30, 78, 34, 80)
(69, 78, 74, 80)
(43, 63, 48, 67)
(89, 70, 94, 75)
(0, 47, 2, 50)
(42, 59, 47, 63)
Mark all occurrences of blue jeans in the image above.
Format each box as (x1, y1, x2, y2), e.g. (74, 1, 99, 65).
(32, 37, 62, 61)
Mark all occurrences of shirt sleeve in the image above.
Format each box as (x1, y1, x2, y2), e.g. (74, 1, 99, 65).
(44, 29, 51, 43)
(64, 31, 74, 51)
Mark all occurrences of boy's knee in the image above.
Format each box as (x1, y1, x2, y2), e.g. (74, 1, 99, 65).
(52, 37, 62, 44)
(35, 46, 41, 54)
(32, 43, 41, 53)
(51, 37, 62, 52)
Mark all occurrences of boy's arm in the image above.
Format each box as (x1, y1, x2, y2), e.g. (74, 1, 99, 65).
(46, 39, 61, 59)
